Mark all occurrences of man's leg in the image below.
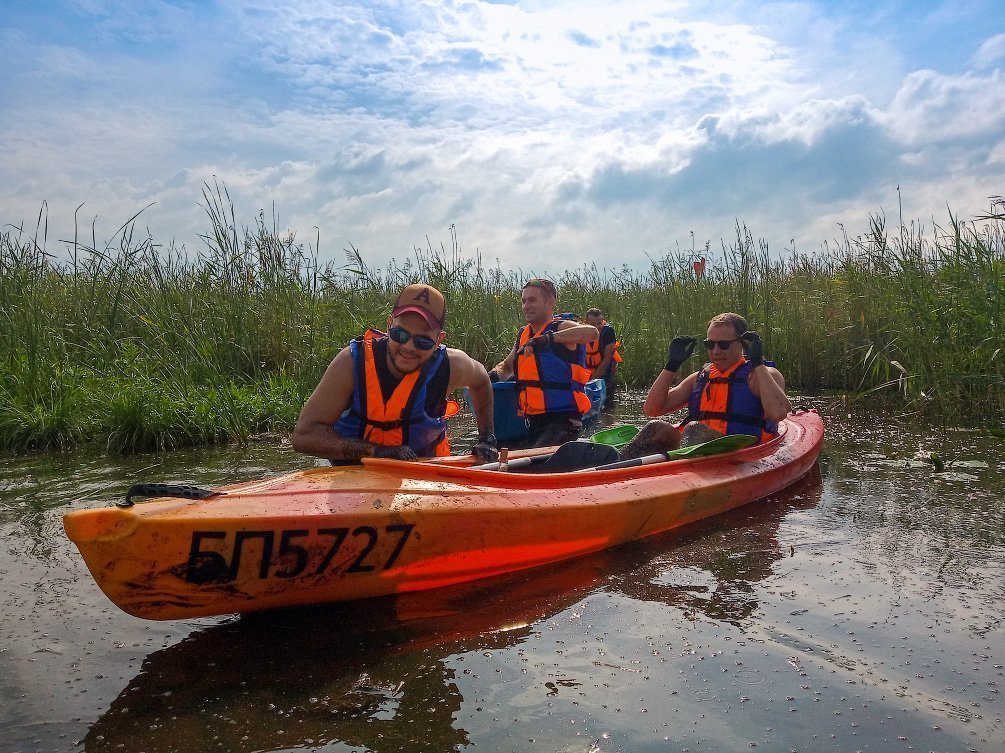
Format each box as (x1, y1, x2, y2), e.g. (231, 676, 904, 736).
(619, 420, 681, 460)
(680, 422, 725, 447)
(529, 415, 582, 447)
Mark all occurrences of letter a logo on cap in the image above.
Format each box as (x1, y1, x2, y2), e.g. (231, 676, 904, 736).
(392, 282, 447, 328)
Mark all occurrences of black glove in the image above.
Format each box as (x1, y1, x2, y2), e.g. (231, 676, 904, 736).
(665, 336, 697, 372)
(530, 332, 554, 352)
(469, 432, 499, 463)
(488, 370, 500, 383)
(740, 331, 763, 368)
(372, 444, 419, 461)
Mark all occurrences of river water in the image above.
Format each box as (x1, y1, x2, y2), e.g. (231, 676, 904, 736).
(1, 392, 1002, 753)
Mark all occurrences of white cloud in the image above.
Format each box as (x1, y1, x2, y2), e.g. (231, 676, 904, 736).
(883, 68, 1005, 146)
(2, 0, 1004, 274)
(973, 32, 1005, 68)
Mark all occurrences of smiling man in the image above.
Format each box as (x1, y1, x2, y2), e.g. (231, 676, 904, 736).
(490, 278, 599, 447)
(619, 312, 790, 460)
(292, 283, 498, 464)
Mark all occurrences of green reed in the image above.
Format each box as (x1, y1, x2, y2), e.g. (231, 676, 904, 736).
(2, 186, 1002, 453)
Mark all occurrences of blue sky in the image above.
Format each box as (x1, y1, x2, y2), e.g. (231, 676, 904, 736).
(2, 0, 1004, 273)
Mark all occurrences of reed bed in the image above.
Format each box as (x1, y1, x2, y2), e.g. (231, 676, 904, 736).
(2, 186, 1002, 453)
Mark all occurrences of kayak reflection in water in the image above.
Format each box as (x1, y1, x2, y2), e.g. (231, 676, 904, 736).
(291, 282, 499, 465)
(620, 312, 791, 461)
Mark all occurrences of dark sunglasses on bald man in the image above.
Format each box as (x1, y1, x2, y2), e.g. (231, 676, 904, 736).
(389, 326, 438, 351)
(702, 338, 740, 351)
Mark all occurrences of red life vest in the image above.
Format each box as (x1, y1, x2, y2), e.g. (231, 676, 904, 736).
(334, 330, 451, 456)
(514, 319, 592, 417)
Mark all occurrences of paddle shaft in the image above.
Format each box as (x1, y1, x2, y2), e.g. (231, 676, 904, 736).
(574, 453, 668, 473)
(470, 454, 548, 471)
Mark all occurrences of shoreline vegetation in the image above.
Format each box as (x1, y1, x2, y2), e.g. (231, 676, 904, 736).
(2, 184, 1003, 454)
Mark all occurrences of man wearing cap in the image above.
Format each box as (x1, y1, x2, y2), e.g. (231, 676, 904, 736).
(489, 278, 599, 447)
(292, 283, 499, 464)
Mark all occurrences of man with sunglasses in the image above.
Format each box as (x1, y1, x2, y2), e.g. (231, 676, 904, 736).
(620, 312, 790, 459)
(489, 278, 600, 447)
(292, 283, 498, 464)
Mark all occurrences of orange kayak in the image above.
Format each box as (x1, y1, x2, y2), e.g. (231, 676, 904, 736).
(63, 410, 824, 620)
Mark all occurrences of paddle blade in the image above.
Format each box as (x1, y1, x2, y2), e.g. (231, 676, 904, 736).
(664, 433, 757, 459)
(590, 424, 639, 449)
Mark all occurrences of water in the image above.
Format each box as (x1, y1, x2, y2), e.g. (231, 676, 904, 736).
(1, 392, 1002, 753)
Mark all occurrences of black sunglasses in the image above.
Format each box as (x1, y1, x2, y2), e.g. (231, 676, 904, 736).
(702, 338, 740, 350)
(389, 326, 438, 351)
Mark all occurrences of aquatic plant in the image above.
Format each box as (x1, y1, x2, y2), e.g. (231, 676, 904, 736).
(1, 186, 1002, 453)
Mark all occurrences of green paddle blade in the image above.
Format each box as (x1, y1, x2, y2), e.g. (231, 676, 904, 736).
(664, 433, 757, 459)
(589, 424, 640, 449)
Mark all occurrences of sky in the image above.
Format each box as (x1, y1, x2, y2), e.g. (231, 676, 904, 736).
(2, 0, 1004, 274)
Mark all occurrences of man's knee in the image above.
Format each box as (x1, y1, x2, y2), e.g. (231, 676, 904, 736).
(620, 420, 681, 460)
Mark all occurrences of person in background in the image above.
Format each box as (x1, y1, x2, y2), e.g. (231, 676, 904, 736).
(490, 278, 599, 446)
(584, 307, 622, 400)
(619, 312, 790, 460)
(292, 283, 498, 464)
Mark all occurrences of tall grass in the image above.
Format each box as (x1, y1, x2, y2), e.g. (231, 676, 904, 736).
(2, 185, 1002, 453)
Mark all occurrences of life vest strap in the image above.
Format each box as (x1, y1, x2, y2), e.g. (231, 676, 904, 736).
(693, 409, 768, 428)
(517, 379, 586, 392)
(346, 403, 427, 431)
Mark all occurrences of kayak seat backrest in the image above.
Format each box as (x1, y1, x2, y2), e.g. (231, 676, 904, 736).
(523, 442, 619, 473)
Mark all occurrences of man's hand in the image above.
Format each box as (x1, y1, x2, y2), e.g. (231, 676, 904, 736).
(740, 331, 763, 368)
(665, 336, 697, 372)
(469, 432, 499, 463)
(372, 444, 419, 461)
(521, 331, 553, 356)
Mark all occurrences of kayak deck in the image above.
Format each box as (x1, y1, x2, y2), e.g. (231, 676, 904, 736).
(63, 411, 824, 620)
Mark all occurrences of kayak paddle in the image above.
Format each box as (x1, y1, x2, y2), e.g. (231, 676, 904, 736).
(575, 433, 758, 472)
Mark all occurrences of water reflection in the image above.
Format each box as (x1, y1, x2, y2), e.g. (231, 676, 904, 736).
(84, 472, 822, 753)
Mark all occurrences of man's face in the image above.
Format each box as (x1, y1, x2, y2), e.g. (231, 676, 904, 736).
(385, 312, 445, 375)
(586, 313, 603, 331)
(704, 322, 744, 371)
(521, 287, 555, 325)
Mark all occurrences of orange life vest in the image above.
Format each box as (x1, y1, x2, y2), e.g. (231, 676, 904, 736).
(585, 320, 623, 370)
(334, 330, 451, 456)
(514, 319, 592, 417)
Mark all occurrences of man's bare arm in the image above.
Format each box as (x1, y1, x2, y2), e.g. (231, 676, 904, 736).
(490, 347, 517, 380)
(592, 342, 616, 379)
(642, 371, 698, 418)
(749, 366, 790, 422)
(290, 348, 376, 462)
(554, 320, 600, 347)
(447, 349, 494, 437)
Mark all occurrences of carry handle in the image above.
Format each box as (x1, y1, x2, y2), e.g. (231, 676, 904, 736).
(119, 483, 221, 508)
